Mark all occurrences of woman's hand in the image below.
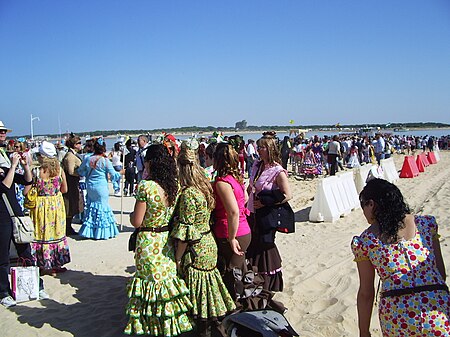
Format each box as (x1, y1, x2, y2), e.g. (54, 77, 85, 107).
(10, 152, 21, 167)
(229, 238, 244, 256)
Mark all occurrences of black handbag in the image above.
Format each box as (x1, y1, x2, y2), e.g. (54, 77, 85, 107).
(128, 228, 139, 252)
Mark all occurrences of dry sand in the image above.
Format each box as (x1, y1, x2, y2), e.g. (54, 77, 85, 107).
(1, 150, 449, 337)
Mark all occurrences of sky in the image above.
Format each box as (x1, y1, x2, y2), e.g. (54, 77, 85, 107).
(1, 0, 450, 136)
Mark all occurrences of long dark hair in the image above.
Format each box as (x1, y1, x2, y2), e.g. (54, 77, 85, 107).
(359, 178, 411, 243)
(144, 144, 178, 206)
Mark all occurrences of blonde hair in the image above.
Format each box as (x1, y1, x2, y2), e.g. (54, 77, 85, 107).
(14, 141, 26, 152)
(257, 135, 281, 164)
(177, 142, 215, 210)
(40, 156, 61, 177)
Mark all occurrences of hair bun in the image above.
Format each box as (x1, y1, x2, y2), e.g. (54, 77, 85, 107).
(178, 141, 197, 165)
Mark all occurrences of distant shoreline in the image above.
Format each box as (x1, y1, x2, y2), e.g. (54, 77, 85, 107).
(22, 126, 450, 141)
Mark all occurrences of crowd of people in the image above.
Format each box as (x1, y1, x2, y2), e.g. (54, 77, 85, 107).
(1, 118, 450, 336)
(0, 122, 297, 336)
(124, 133, 294, 336)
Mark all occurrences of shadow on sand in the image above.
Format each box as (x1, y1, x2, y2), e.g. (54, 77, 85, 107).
(11, 270, 131, 336)
(294, 206, 311, 223)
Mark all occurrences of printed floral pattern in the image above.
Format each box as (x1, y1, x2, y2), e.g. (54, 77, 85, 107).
(171, 187, 235, 320)
(124, 180, 193, 336)
(30, 175, 70, 269)
(352, 215, 450, 336)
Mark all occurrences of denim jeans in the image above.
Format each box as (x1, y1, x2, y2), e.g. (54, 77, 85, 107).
(375, 153, 385, 165)
(112, 165, 123, 192)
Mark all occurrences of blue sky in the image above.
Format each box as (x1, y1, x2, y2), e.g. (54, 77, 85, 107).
(1, 0, 450, 136)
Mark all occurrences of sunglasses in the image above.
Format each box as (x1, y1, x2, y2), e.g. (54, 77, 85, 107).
(360, 199, 369, 208)
(0, 130, 7, 134)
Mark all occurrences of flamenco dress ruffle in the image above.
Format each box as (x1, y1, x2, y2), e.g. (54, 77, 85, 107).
(124, 275, 193, 336)
(78, 201, 119, 240)
(171, 221, 236, 320)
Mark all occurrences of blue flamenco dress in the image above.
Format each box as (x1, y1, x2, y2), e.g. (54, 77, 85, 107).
(77, 155, 120, 240)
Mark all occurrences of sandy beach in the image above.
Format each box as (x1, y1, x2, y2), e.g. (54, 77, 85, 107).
(1, 150, 449, 336)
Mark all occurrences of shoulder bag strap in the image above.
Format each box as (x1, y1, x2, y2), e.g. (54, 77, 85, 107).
(2, 193, 16, 217)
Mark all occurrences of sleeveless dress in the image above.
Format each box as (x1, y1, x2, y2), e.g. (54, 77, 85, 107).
(171, 187, 235, 321)
(351, 215, 450, 336)
(31, 175, 70, 270)
(124, 180, 193, 336)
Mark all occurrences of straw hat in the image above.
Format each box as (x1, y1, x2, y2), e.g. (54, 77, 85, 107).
(0, 121, 12, 133)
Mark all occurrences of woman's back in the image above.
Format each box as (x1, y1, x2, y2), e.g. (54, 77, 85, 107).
(82, 156, 116, 184)
(36, 175, 62, 196)
(352, 215, 445, 291)
(137, 180, 175, 229)
(213, 174, 250, 239)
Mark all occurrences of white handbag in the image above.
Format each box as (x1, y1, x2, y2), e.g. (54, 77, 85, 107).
(2, 193, 35, 243)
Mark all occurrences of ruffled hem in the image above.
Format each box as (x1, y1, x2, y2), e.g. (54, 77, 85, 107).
(124, 313, 192, 336)
(32, 238, 71, 269)
(186, 266, 236, 319)
(125, 276, 193, 336)
(247, 244, 284, 292)
(79, 201, 118, 239)
(171, 222, 202, 242)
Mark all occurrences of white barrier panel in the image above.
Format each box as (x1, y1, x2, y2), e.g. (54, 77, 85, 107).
(433, 149, 440, 162)
(353, 163, 373, 194)
(338, 171, 360, 212)
(380, 157, 399, 183)
(309, 173, 360, 223)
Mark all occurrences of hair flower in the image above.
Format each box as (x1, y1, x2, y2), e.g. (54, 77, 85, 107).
(185, 137, 199, 150)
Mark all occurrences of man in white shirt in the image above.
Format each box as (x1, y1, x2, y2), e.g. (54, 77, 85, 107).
(327, 135, 341, 176)
(245, 139, 257, 177)
(135, 135, 149, 182)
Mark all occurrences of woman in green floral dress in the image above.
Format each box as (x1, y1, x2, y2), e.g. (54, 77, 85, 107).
(172, 140, 235, 337)
(125, 144, 193, 336)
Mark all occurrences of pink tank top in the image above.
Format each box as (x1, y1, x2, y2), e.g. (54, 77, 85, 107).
(213, 175, 251, 239)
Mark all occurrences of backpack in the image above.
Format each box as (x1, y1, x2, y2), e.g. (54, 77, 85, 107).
(222, 309, 299, 337)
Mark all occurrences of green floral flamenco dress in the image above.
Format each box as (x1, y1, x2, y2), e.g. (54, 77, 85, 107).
(124, 180, 193, 336)
(171, 187, 235, 322)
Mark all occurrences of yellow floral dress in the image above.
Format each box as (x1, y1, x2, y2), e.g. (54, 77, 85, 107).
(31, 175, 70, 270)
(124, 180, 193, 336)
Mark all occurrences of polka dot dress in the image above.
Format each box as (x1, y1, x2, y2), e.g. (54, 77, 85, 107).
(352, 215, 450, 336)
